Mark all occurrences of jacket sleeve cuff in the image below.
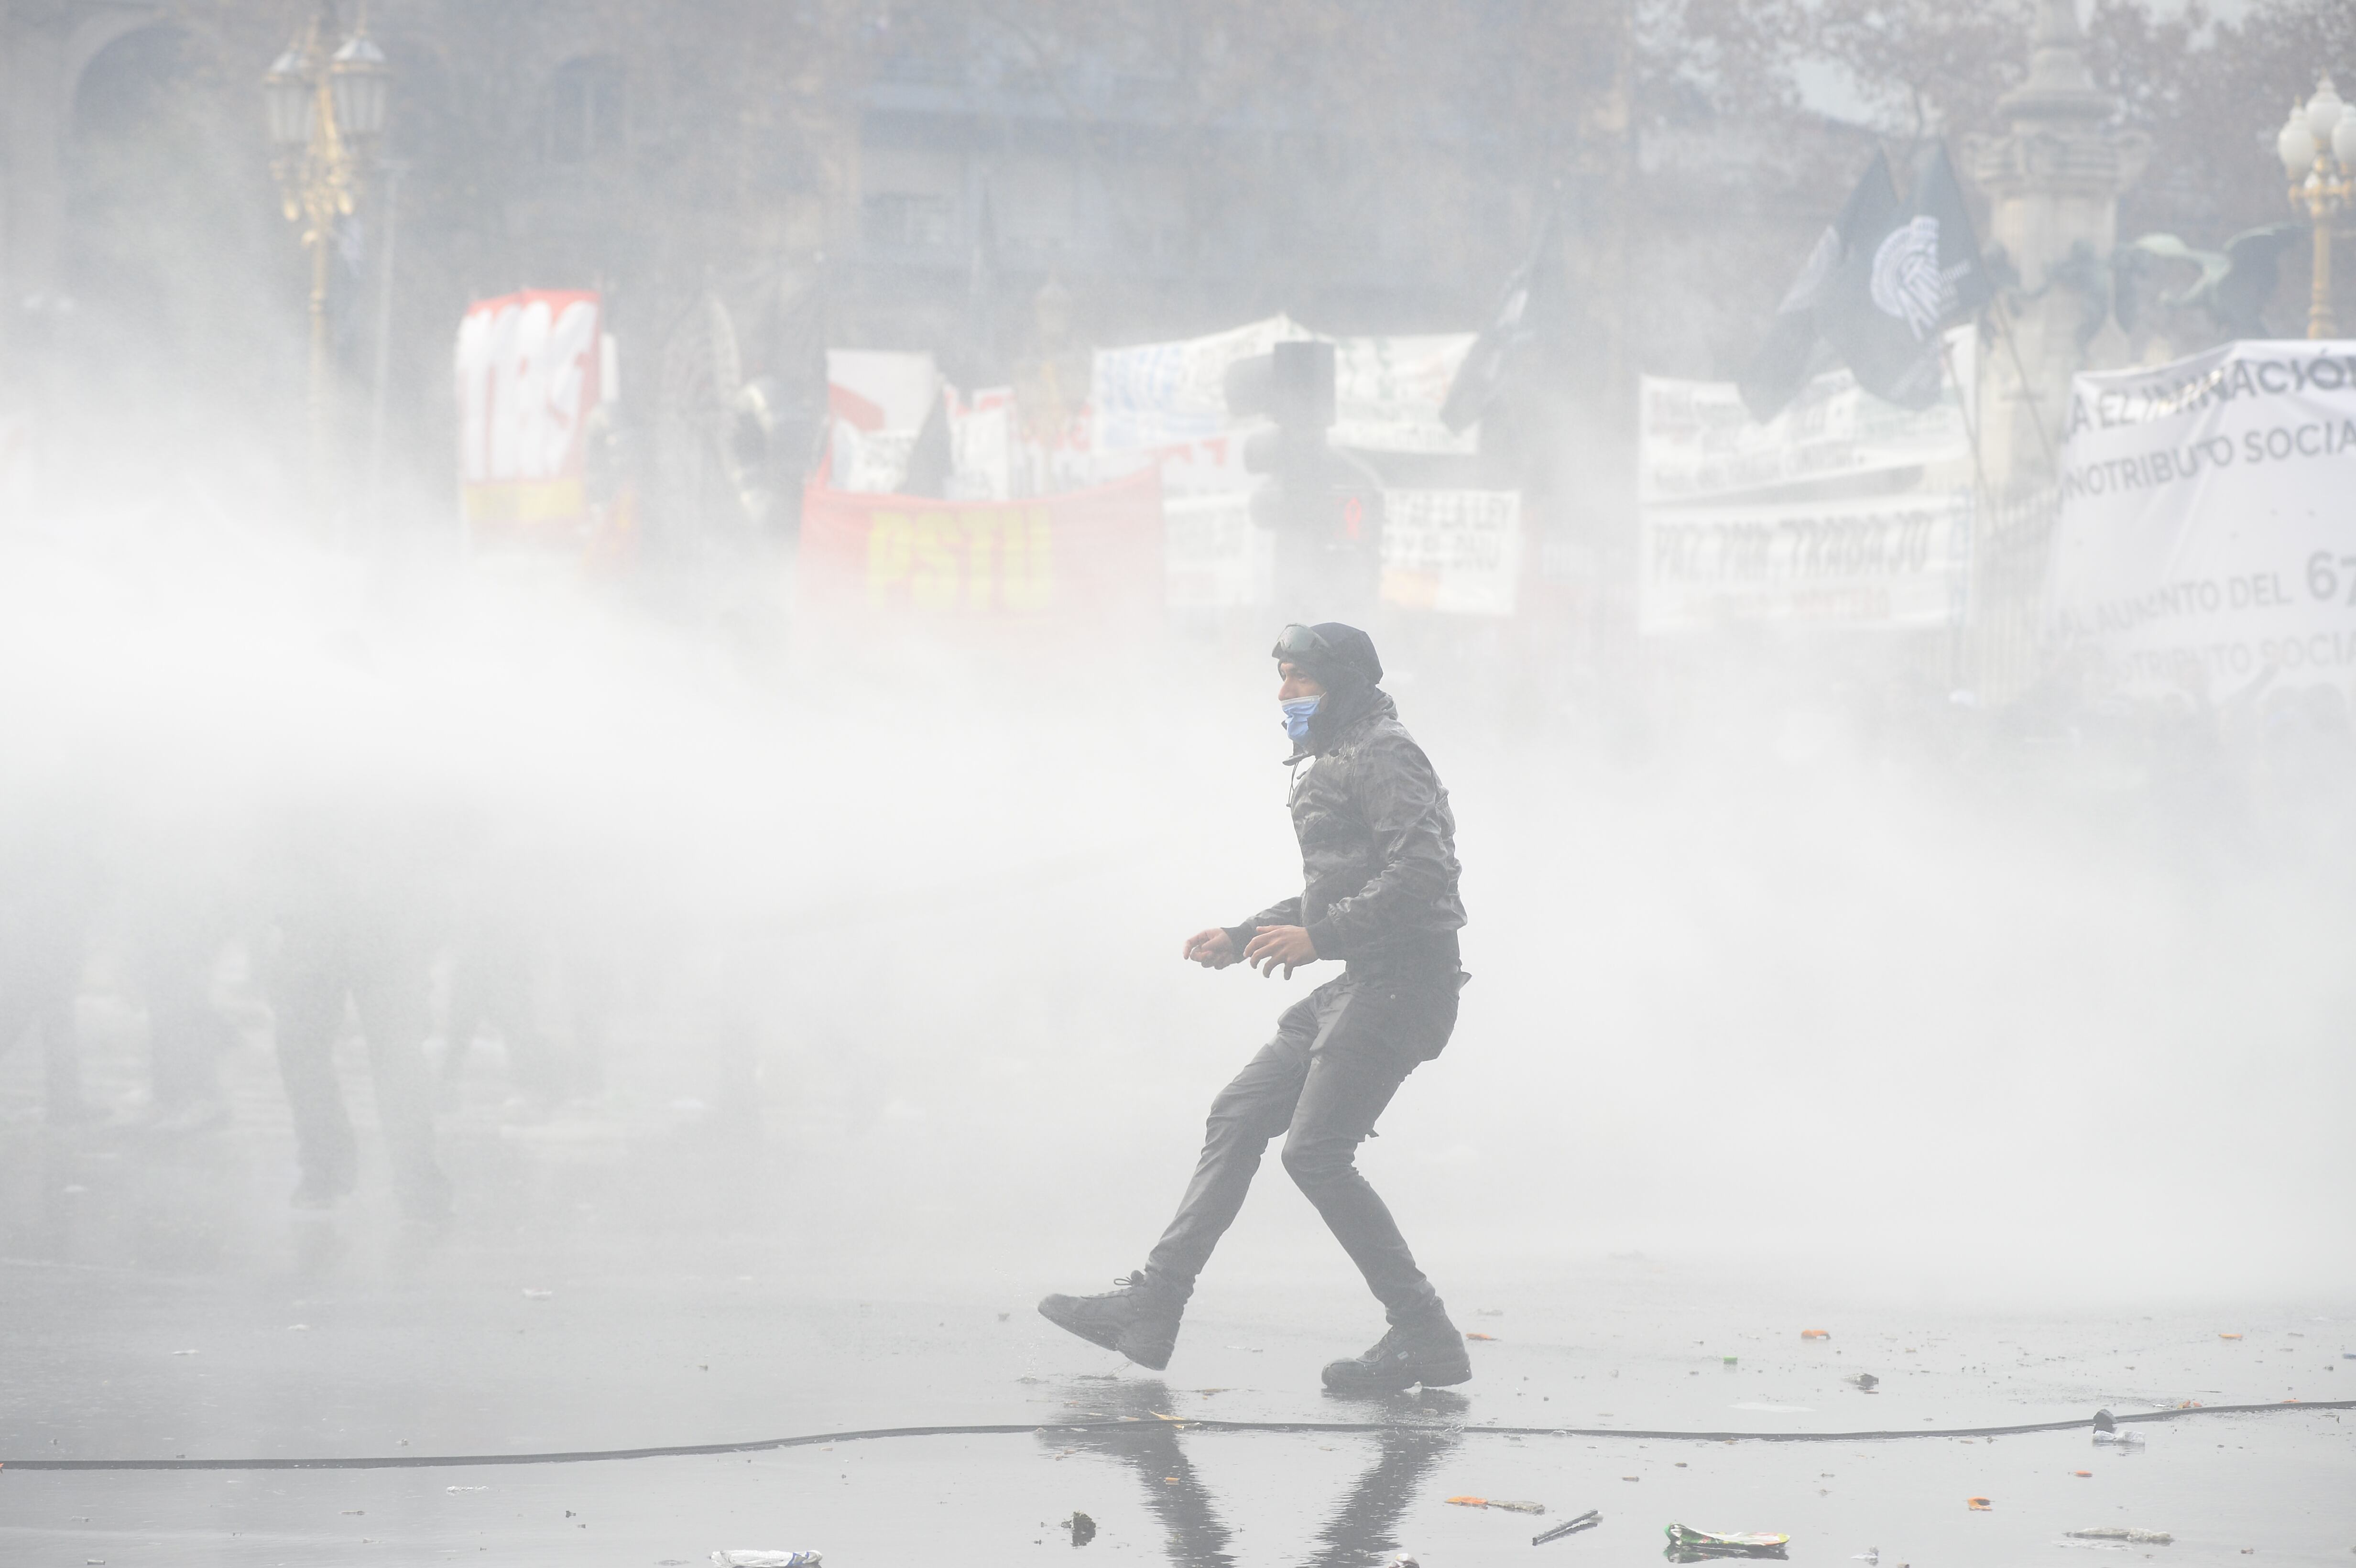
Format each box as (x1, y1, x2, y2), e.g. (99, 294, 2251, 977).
(1222, 924, 1257, 954)
(1303, 920, 1341, 960)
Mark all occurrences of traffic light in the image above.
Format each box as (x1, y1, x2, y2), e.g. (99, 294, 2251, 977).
(1222, 340, 1384, 615)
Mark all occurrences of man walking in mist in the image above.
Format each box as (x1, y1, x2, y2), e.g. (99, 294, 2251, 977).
(1041, 622, 1472, 1394)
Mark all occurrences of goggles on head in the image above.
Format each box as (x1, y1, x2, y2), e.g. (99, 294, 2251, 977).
(1271, 623, 1332, 664)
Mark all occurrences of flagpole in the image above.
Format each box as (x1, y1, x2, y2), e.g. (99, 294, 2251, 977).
(1941, 332, 1989, 694)
(1989, 298, 2059, 471)
(1942, 333, 1993, 503)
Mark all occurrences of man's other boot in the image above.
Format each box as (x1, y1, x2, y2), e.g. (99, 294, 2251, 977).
(1037, 1270, 1186, 1372)
(1320, 1307, 1471, 1394)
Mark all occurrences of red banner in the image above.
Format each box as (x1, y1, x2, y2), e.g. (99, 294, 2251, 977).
(796, 469, 1163, 636)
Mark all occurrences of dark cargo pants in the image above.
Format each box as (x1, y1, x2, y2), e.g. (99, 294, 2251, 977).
(272, 917, 448, 1219)
(1145, 969, 1459, 1324)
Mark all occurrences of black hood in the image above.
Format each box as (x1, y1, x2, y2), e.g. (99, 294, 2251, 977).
(1299, 622, 1383, 688)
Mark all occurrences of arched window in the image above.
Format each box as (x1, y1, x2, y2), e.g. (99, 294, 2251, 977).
(548, 56, 624, 163)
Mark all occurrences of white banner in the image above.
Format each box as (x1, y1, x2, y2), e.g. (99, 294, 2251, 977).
(1094, 318, 1477, 458)
(1638, 327, 1974, 504)
(2044, 339, 2356, 686)
(1164, 492, 1271, 609)
(454, 289, 606, 532)
(827, 349, 939, 494)
(1641, 490, 1972, 632)
(1333, 334, 1477, 454)
(947, 385, 1015, 501)
(1093, 316, 1306, 453)
(1382, 490, 1521, 616)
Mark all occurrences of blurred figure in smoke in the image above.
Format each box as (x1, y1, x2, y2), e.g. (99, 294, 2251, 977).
(438, 850, 560, 1113)
(1041, 622, 1473, 1394)
(0, 805, 99, 1126)
(266, 808, 452, 1222)
(125, 877, 238, 1132)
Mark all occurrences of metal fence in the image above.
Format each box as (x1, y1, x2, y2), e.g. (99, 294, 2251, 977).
(1967, 485, 2059, 705)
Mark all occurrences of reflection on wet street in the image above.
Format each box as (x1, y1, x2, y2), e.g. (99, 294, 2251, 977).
(1034, 1378, 1467, 1568)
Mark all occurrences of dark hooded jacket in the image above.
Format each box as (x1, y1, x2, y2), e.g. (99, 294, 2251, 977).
(1226, 682, 1466, 981)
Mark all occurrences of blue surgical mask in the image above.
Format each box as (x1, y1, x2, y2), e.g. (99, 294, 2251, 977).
(1280, 695, 1321, 744)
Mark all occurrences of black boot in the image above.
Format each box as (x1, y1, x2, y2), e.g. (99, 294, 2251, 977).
(1320, 1309, 1472, 1394)
(1038, 1270, 1186, 1371)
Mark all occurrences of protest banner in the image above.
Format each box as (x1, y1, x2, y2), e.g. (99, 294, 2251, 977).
(826, 349, 940, 494)
(1092, 316, 1307, 452)
(948, 385, 1016, 501)
(797, 468, 1163, 635)
(2043, 339, 2356, 686)
(1333, 334, 1478, 454)
(1382, 490, 1522, 615)
(1638, 327, 1974, 504)
(1164, 492, 1270, 610)
(1641, 490, 1972, 632)
(1093, 317, 1478, 458)
(455, 290, 604, 535)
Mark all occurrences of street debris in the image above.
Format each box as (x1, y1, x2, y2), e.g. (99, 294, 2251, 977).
(1846, 1373, 1879, 1392)
(1466, 1331, 1499, 1341)
(1446, 1495, 1547, 1514)
(2065, 1529, 2174, 1545)
(1852, 1552, 1878, 1564)
(1967, 1498, 1992, 1511)
(1065, 1512, 1096, 1546)
(710, 1554, 821, 1567)
(1800, 1330, 1830, 1340)
(1664, 1524, 1790, 1560)
(2219, 1332, 2243, 1340)
(445, 1486, 487, 1493)
(2092, 1429, 2145, 1448)
(1534, 1509, 1603, 1545)
(1721, 1356, 1738, 1367)
(2073, 1470, 2093, 1477)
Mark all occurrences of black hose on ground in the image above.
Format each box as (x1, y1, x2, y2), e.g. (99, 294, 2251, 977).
(4, 1398, 2345, 1472)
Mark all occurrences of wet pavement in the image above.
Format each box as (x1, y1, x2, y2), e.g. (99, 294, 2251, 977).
(4, 1206, 2351, 1568)
(6, 968, 2355, 1568)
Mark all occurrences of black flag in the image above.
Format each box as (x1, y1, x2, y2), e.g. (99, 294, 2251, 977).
(1817, 143, 1993, 409)
(1737, 151, 1900, 422)
(1440, 197, 1563, 434)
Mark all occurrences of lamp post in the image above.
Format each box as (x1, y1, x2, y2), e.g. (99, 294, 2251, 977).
(2275, 75, 2356, 339)
(262, 2, 390, 513)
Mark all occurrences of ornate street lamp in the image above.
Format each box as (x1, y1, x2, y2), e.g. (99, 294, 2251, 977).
(262, 2, 391, 513)
(2275, 75, 2356, 338)
(330, 31, 392, 147)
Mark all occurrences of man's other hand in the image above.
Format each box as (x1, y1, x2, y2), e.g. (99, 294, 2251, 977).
(1182, 927, 1239, 968)
(1243, 925, 1318, 979)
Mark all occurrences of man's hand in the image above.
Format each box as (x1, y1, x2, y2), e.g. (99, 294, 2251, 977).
(1181, 927, 1240, 969)
(1242, 925, 1318, 979)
